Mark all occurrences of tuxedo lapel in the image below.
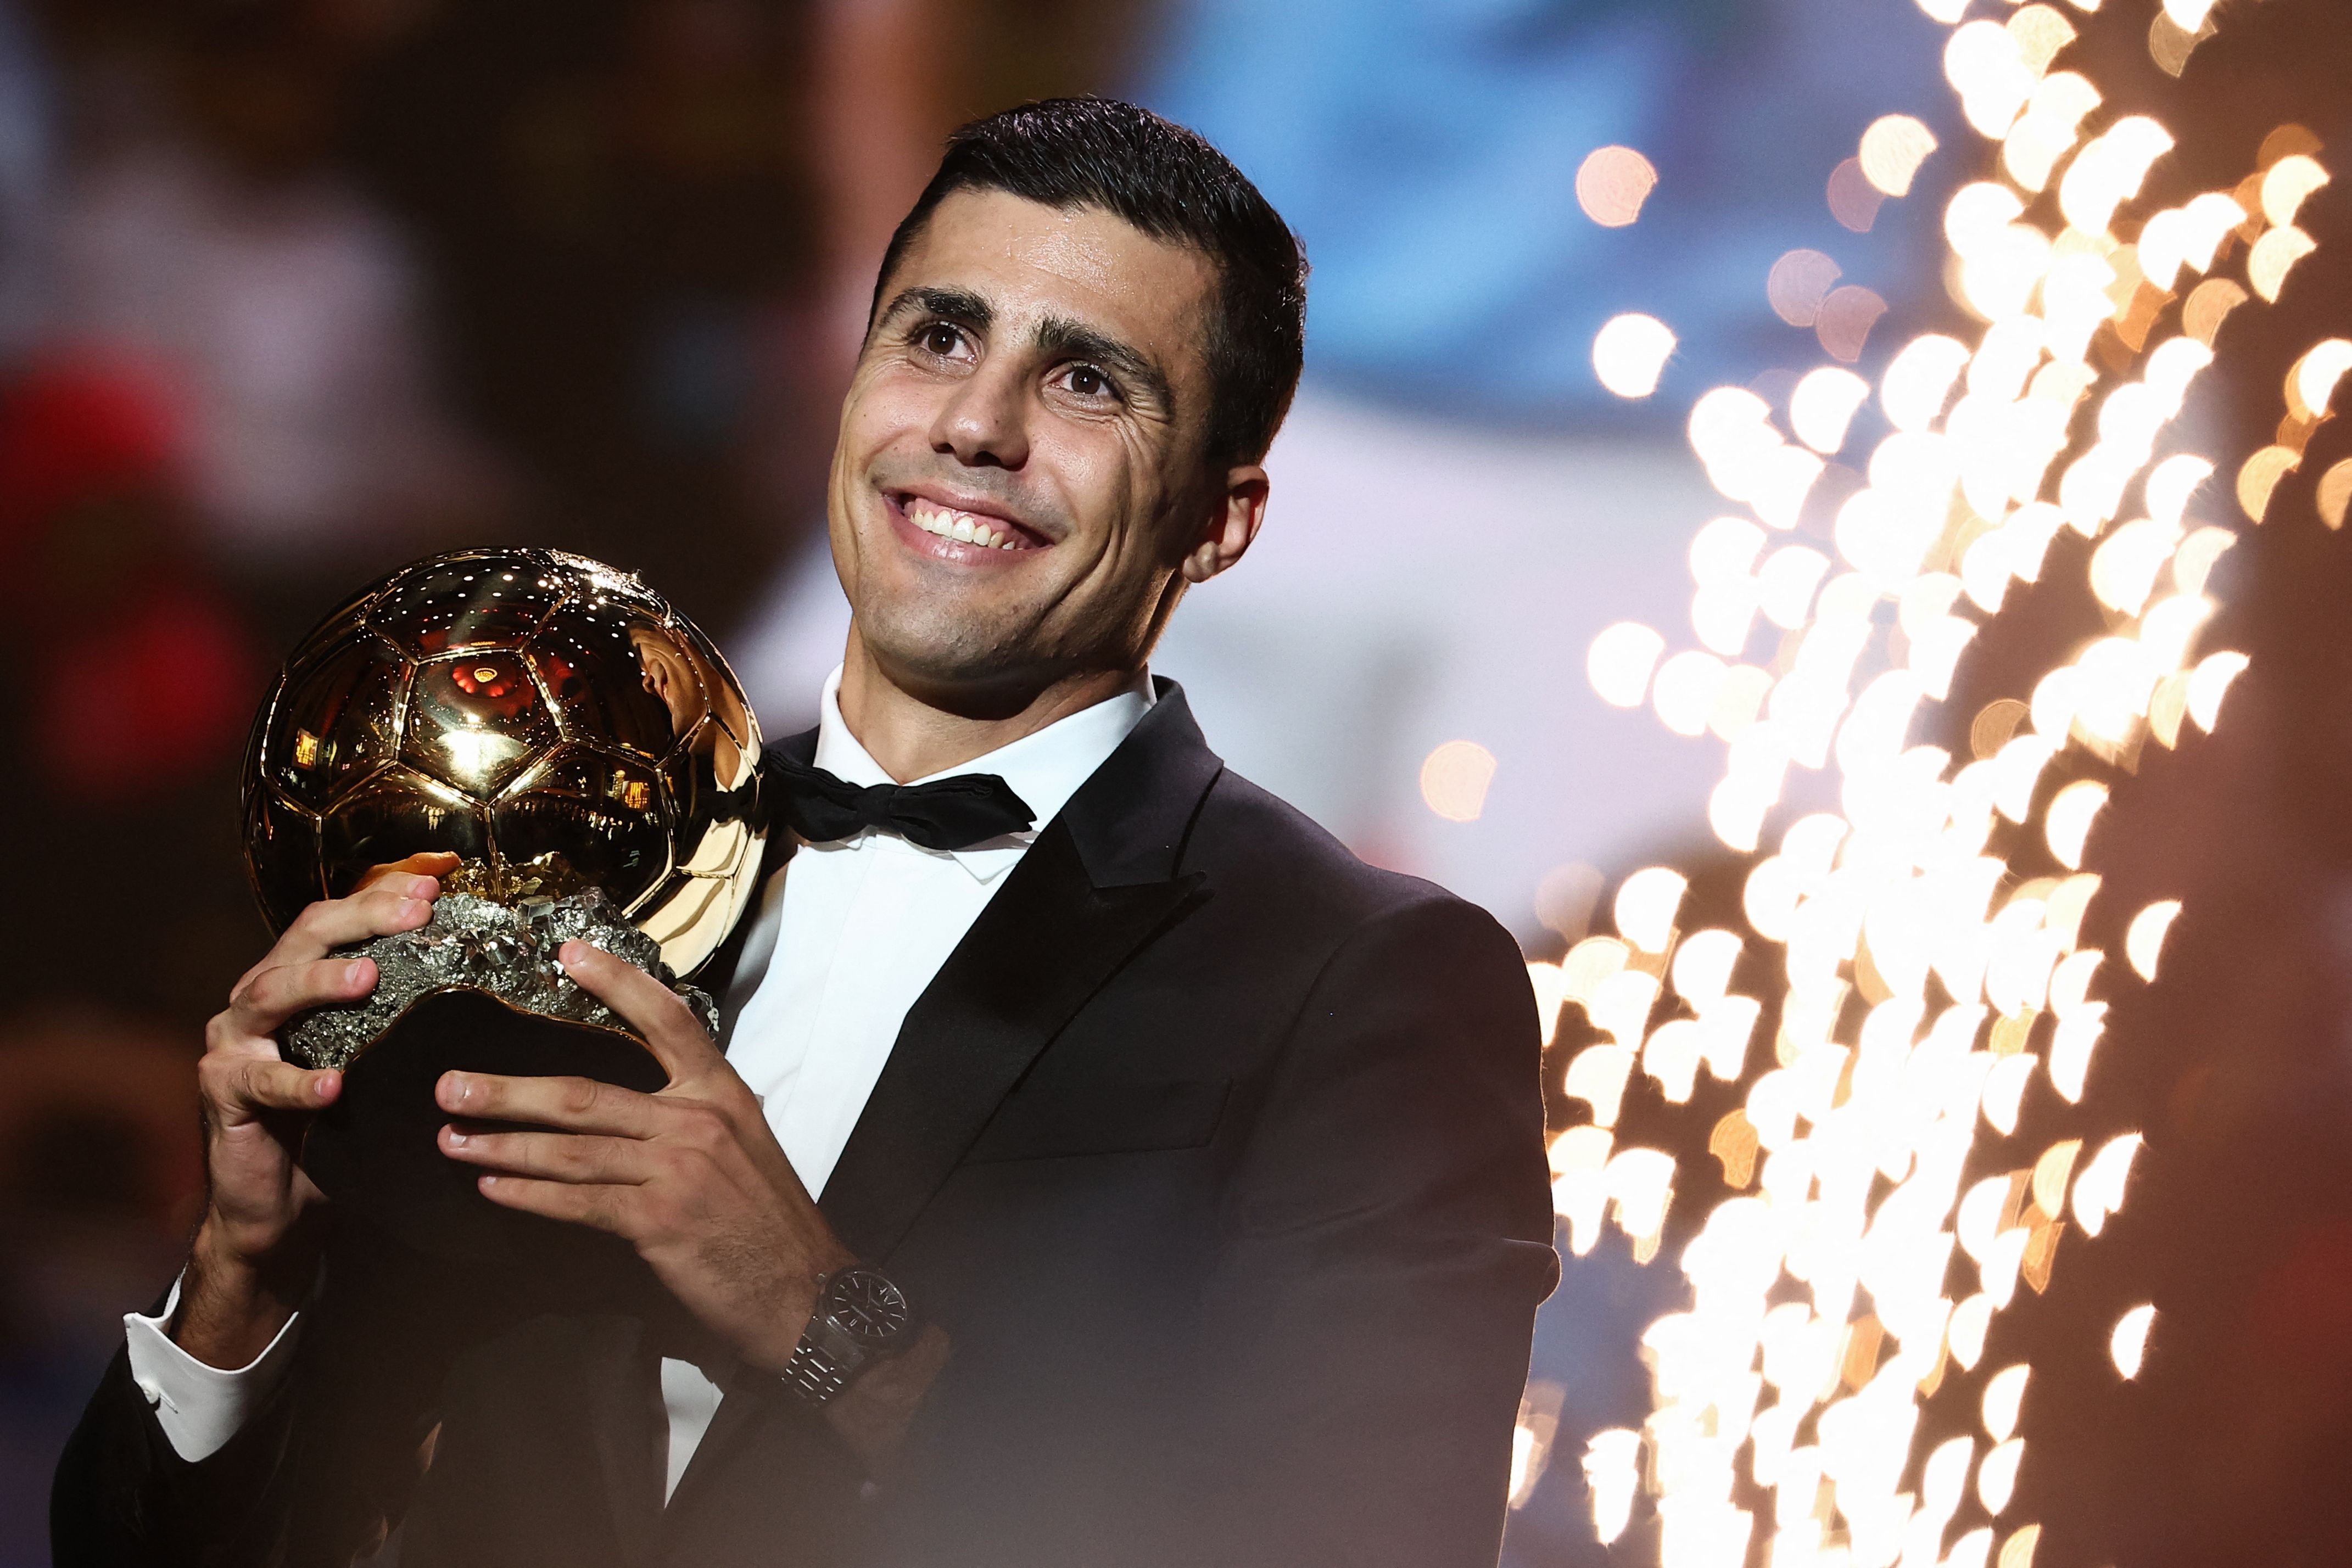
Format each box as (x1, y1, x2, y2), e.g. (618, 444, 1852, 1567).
(819, 825, 1205, 1260)
(813, 681, 1220, 1261)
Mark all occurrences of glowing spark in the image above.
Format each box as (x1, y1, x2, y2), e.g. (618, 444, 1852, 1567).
(1583, 1430, 1644, 1544)
(2318, 460, 2352, 531)
(1577, 146, 1660, 227)
(1768, 248, 1845, 327)
(1605, 1147, 1677, 1258)
(1690, 516, 1767, 587)
(2110, 1304, 2157, 1379)
(2145, 453, 2215, 531)
(2007, 8, 2077, 79)
(2138, 191, 2248, 289)
(2250, 224, 2317, 301)
(2237, 445, 2301, 522)
(1564, 1044, 1635, 1130)
(1508, 1426, 1538, 1505)
(2290, 339, 2352, 421)
(2057, 116, 2175, 236)
(2161, 0, 2219, 30)
(1790, 367, 1872, 454)
(1817, 286, 1890, 363)
(2004, 73, 2101, 191)
(1946, 24, 2036, 138)
(2186, 650, 2248, 732)
(1861, 114, 1941, 197)
(2174, 525, 2236, 598)
(1509, 1382, 1563, 1509)
(1550, 1125, 1613, 1253)
(1689, 387, 1777, 472)
(2033, 1141, 2083, 1219)
(1882, 334, 1973, 431)
(2150, 9, 2218, 79)
(2090, 520, 2180, 616)
(1947, 182, 2027, 259)
(1653, 651, 1729, 737)
(2124, 900, 2183, 983)
(2072, 1133, 2144, 1237)
(1418, 740, 1497, 822)
(1594, 313, 1679, 398)
(2258, 124, 2323, 168)
(2262, 154, 2330, 227)
(1588, 622, 1666, 708)
(1982, 1364, 2031, 1442)
(1979, 1439, 2026, 1514)
(1615, 867, 1690, 954)
(2183, 277, 2249, 346)
(1828, 158, 1887, 232)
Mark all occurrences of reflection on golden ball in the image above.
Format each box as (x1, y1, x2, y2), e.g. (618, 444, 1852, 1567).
(243, 549, 766, 978)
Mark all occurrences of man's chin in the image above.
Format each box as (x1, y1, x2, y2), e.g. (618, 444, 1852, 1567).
(854, 612, 1048, 704)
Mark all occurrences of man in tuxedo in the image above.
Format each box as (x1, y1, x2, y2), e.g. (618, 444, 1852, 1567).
(54, 98, 1560, 1567)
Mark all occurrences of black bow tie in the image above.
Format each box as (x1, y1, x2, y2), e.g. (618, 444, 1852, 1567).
(766, 751, 1036, 852)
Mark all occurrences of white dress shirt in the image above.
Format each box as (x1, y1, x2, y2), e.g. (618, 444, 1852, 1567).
(125, 666, 1154, 1503)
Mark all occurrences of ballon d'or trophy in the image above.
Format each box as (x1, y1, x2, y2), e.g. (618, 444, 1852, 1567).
(242, 548, 766, 1269)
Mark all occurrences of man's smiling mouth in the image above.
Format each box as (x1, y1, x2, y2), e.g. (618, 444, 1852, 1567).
(895, 494, 1048, 552)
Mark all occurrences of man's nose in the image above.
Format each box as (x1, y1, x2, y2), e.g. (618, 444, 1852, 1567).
(928, 361, 1031, 470)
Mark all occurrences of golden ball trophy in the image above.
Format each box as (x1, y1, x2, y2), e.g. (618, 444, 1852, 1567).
(241, 548, 767, 1267)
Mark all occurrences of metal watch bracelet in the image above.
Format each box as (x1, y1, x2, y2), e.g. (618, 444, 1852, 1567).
(781, 1335, 852, 1405)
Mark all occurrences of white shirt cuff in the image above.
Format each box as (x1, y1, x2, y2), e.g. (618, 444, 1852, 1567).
(122, 1272, 304, 1463)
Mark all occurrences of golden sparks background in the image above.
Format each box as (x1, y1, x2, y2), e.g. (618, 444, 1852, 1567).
(1533, 3, 2349, 1565)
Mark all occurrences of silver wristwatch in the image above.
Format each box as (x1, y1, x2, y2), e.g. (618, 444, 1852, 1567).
(780, 1266, 914, 1406)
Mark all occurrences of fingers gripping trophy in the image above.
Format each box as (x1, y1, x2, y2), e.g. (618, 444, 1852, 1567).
(240, 549, 767, 1270)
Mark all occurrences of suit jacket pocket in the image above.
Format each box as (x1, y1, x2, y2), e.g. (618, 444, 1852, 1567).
(963, 1078, 1231, 1164)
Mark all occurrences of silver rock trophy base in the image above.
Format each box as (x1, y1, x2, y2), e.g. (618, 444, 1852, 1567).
(285, 889, 718, 1072)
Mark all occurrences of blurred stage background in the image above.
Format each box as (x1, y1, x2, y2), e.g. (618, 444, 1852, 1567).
(0, 2, 2347, 1564)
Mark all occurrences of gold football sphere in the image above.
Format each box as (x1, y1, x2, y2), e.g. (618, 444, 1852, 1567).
(243, 549, 767, 978)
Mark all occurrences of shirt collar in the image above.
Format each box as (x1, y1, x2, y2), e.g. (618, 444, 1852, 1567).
(806, 666, 1155, 882)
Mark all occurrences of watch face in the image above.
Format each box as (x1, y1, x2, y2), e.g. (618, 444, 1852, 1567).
(826, 1268, 911, 1347)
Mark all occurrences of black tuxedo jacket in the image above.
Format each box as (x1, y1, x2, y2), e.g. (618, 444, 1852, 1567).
(54, 682, 1559, 1567)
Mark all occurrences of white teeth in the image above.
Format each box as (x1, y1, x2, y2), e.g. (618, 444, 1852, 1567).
(906, 500, 1027, 550)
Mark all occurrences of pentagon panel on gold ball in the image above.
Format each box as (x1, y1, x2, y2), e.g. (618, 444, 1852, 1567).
(241, 548, 768, 1072)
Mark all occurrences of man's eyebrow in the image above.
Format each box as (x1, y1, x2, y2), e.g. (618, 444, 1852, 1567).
(1033, 316, 1175, 411)
(879, 285, 995, 332)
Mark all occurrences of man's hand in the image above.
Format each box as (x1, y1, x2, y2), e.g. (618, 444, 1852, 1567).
(435, 941, 859, 1374)
(177, 852, 459, 1370)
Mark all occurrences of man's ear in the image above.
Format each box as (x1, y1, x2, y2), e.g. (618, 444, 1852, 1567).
(1180, 464, 1269, 585)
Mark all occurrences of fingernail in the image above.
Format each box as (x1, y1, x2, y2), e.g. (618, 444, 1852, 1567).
(479, 1174, 499, 1191)
(344, 960, 371, 987)
(415, 876, 440, 898)
(445, 1127, 470, 1148)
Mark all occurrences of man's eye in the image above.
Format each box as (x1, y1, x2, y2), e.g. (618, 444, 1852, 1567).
(920, 323, 964, 356)
(1066, 365, 1109, 397)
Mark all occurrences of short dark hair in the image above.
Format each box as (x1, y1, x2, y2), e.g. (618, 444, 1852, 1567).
(871, 97, 1308, 469)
